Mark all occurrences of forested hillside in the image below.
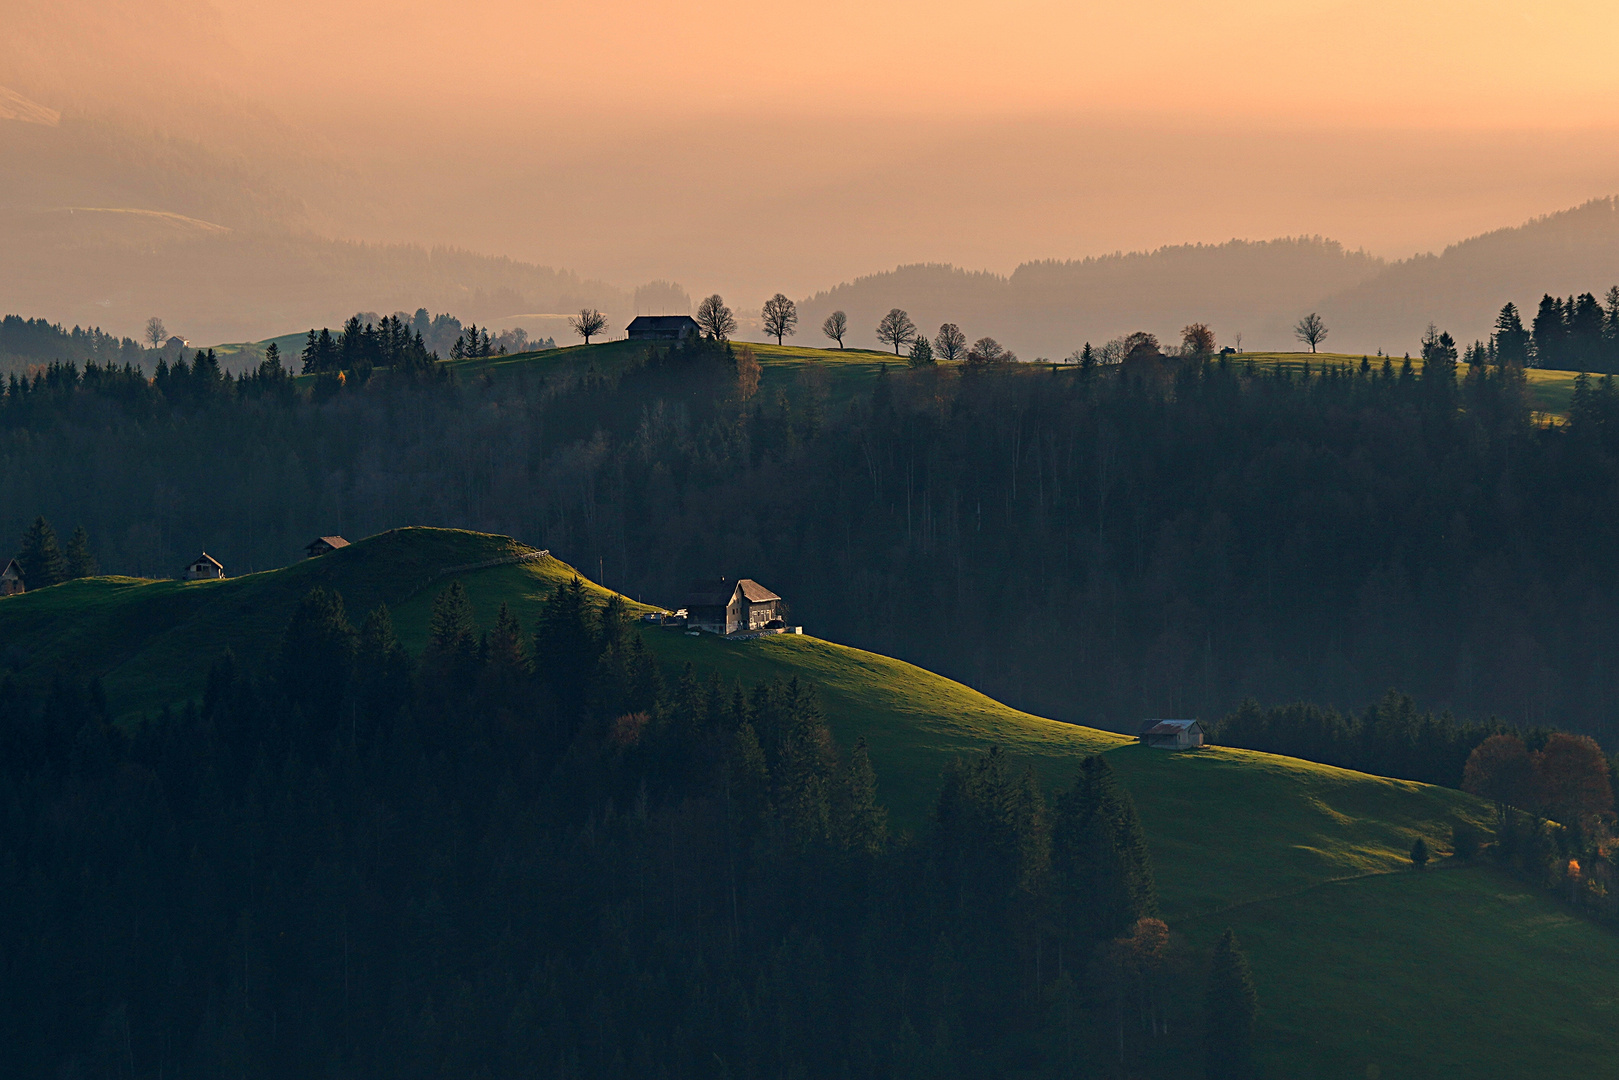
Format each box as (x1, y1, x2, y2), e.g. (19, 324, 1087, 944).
(9, 529, 1618, 1079)
(10, 339, 1619, 742)
(0, 568, 1193, 1078)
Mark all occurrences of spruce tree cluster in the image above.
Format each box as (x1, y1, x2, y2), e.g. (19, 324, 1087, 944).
(1205, 928, 1258, 1080)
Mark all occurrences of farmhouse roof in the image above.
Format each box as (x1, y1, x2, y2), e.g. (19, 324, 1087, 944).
(190, 552, 223, 569)
(686, 578, 781, 607)
(1140, 719, 1200, 736)
(627, 314, 700, 333)
(1, 557, 21, 578)
(737, 579, 780, 603)
(309, 535, 349, 550)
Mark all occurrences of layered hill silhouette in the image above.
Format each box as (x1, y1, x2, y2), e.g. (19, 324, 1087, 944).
(798, 239, 1385, 360)
(3, 526, 1617, 1077)
(801, 198, 1619, 359)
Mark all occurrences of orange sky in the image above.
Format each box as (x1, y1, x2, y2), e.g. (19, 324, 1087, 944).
(10, 0, 1619, 312)
(206, 0, 1619, 128)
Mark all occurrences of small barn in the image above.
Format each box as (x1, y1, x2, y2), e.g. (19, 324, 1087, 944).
(1139, 719, 1204, 750)
(685, 578, 784, 635)
(0, 558, 23, 596)
(627, 315, 701, 342)
(306, 535, 350, 558)
(184, 553, 225, 581)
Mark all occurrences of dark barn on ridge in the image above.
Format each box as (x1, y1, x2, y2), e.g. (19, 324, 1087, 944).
(627, 315, 701, 342)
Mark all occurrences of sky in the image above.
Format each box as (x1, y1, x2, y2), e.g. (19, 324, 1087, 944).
(208, 0, 1619, 129)
(9, 0, 1619, 314)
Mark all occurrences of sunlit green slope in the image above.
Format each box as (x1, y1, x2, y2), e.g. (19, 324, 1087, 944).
(2, 527, 1617, 1078)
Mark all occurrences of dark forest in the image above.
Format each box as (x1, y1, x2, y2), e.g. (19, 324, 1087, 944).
(8, 339, 1619, 742)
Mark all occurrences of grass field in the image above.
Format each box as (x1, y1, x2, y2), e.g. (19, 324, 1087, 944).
(3, 527, 1616, 1077)
(436, 338, 904, 410)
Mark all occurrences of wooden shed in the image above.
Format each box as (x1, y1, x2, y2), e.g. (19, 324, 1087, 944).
(0, 558, 23, 596)
(184, 553, 225, 581)
(305, 535, 350, 558)
(1139, 719, 1204, 750)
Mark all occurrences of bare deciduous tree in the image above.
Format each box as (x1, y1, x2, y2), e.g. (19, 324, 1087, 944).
(1122, 331, 1160, 362)
(1181, 323, 1216, 357)
(934, 323, 967, 363)
(145, 317, 167, 349)
(697, 294, 737, 341)
(966, 337, 1012, 366)
(1294, 312, 1328, 353)
(761, 294, 798, 345)
(822, 310, 848, 348)
(875, 308, 917, 354)
(568, 308, 608, 345)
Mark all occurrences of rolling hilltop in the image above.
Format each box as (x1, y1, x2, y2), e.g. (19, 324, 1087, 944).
(4, 526, 1617, 1077)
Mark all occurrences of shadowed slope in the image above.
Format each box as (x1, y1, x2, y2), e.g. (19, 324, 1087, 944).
(2, 526, 1616, 1078)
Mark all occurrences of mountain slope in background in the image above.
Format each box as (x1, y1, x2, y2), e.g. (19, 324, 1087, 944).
(1322, 197, 1619, 350)
(797, 238, 1384, 358)
(0, 206, 629, 345)
(0, 96, 631, 342)
(799, 198, 1619, 360)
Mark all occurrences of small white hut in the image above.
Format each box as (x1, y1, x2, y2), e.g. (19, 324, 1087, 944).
(184, 553, 225, 581)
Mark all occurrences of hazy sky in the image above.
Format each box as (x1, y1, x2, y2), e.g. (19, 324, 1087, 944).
(209, 0, 1619, 128)
(10, 0, 1619, 312)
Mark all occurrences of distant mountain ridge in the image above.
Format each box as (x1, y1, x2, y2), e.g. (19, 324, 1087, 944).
(1319, 197, 1619, 351)
(799, 200, 1619, 359)
(799, 238, 1385, 358)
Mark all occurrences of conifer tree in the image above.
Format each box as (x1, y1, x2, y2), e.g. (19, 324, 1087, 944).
(906, 335, 935, 368)
(727, 720, 771, 825)
(1205, 928, 1258, 1080)
(18, 516, 66, 587)
(536, 577, 597, 726)
(279, 586, 358, 720)
(427, 581, 480, 688)
(834, 736, 888, 853)
(484, 601, 527, 675)
(356, 604, 412, 720)
(1410, 836, 1430, 869)
(1491, 302, 1531, 369)
(64, 524, 96, 579)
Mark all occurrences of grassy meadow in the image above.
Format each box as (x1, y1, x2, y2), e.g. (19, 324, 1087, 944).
(3, 527, 1617, 1077)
